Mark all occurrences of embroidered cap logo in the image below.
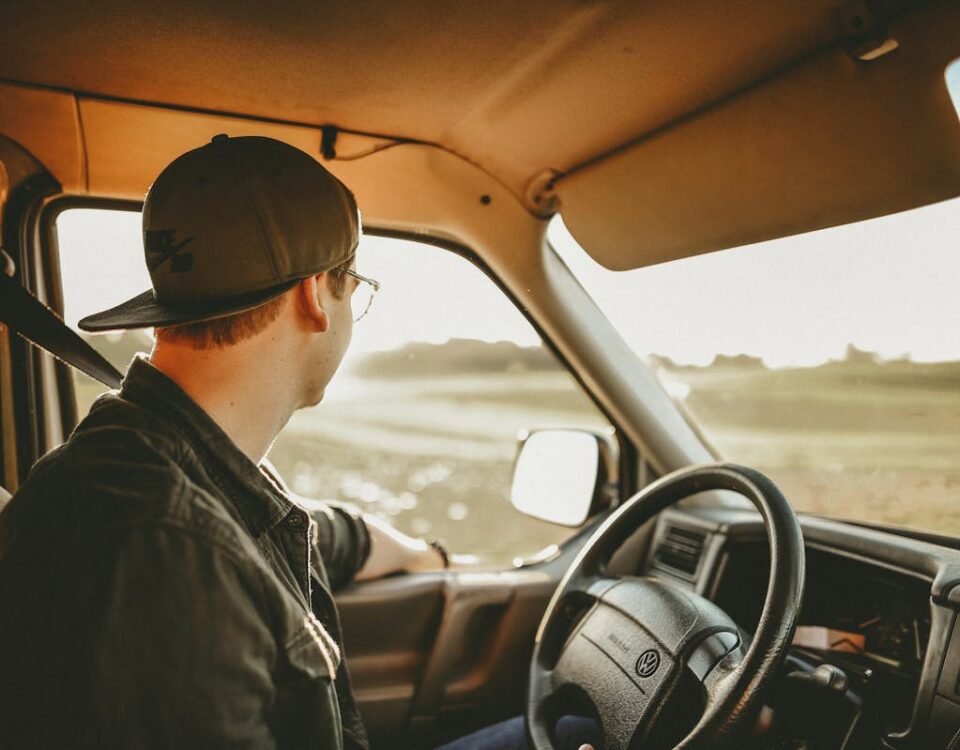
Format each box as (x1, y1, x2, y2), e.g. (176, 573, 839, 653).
(146, 229, 194, 273)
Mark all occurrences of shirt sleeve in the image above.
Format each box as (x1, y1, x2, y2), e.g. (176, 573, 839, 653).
(309, 500, 371, 590)
(93, 524, 279, 749)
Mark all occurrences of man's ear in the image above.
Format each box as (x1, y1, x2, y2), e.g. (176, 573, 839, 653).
(299, 274, 330, 333)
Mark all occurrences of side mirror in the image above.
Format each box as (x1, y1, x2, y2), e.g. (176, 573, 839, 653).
(510, 428, 617, 527)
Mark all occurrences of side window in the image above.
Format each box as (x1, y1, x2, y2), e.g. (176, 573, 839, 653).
(57, 208, 153, 413)
(269, 236, 612, 567)
(56, 208, 615, 567)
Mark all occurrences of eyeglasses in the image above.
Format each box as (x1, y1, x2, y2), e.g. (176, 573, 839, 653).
(342, 268, 381, 321)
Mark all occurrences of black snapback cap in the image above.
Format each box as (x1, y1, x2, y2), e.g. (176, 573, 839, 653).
(79, 134, 360, 332)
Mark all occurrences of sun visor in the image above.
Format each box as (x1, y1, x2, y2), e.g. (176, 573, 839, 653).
(554, 2, 960, 271)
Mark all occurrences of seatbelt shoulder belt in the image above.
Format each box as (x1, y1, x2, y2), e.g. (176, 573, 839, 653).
(0, 249, 123, 389)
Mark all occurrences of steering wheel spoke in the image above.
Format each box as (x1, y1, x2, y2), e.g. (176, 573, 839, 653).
(549, 624, 657, 750)
(558, 570, 620, 602)
(547, 587, 682, 750)
(532, 572, 619, 668)
(697, 635, 746, 707)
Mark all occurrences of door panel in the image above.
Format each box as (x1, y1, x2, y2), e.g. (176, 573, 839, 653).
(337, 575, 446, 746)
(336, 569, 557, 748)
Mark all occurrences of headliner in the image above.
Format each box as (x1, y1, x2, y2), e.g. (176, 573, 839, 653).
(1, 0, 957, 269)
(0, 0, 897, 200)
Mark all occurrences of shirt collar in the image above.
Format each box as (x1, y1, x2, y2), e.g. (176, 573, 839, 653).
(118, 355, 294, 536)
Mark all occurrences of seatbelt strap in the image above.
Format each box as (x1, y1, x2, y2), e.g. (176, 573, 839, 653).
(0, 256, 123, 389)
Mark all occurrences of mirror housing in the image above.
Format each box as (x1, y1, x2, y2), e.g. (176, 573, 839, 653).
(510, 428, 617, 527)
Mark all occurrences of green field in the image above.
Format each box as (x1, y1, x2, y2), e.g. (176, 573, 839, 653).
(270, 371, 608, 566)
(72, 335, 960, 563)
(653, 354, 960, 534)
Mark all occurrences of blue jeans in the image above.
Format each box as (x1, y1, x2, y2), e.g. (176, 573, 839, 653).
(435, 715, 601, 750)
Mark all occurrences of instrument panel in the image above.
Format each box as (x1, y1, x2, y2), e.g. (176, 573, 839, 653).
(709, 540, 934, 736)
(711, 542, 932, 675)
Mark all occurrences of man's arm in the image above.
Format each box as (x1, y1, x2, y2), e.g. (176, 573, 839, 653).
(354, 512, 446, 581)
(264, 461, 445, 584)
(309, 500, 445, 589)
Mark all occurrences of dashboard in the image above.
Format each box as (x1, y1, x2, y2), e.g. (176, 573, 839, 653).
(640, 506, 960, 749)
(712, 541, 931, 738)
(713, 543, 931, 677)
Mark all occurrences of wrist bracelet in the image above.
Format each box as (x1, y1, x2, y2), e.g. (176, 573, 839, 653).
(426, 537, 450, 569)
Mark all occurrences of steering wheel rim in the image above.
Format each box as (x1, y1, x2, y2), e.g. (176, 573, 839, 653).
(526, 463, 805, 750)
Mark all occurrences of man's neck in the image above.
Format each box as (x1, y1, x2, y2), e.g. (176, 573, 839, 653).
(149, 342, 299, 465)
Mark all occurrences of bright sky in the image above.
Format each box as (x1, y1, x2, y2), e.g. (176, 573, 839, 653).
(550, 193, 960, 367)
(56, 220, 542, 354)
(59, 62, 960, 369)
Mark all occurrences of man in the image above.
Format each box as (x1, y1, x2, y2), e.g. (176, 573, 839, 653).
(0, 135, 596, 750)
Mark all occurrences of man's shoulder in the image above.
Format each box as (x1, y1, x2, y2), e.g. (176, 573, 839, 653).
(2, 394, 250, 559)
(75, 389, 186, 462)
(23, 391, 186, 504)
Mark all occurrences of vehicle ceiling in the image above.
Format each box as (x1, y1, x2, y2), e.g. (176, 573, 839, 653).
(0, 0, 958, 269)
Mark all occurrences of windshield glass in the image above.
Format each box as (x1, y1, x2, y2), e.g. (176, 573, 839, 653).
(550, 196, 960, 534)
(547, 65, 960, 536)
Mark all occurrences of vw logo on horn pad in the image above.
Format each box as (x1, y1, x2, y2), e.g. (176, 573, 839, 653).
(636, 649, 661, 678)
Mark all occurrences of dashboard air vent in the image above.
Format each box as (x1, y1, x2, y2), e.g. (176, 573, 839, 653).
(654, 525, 707, 579)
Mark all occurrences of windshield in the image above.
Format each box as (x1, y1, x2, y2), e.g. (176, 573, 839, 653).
(549, 195, 960, 535)
(547, 65, 960, 536)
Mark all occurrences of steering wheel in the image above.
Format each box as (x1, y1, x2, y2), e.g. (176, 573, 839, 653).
(527, 463, 804, 750)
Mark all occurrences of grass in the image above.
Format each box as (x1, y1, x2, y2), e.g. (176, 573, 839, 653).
(271, 372, 608, 565)
(70, 341, 960, 564)
(654, 356, 960, 534)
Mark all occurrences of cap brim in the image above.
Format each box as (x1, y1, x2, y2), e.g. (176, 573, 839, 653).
(78, 279, 301, 332)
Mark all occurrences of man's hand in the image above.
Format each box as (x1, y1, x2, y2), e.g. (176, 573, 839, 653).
(355, 513, 447, 581)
